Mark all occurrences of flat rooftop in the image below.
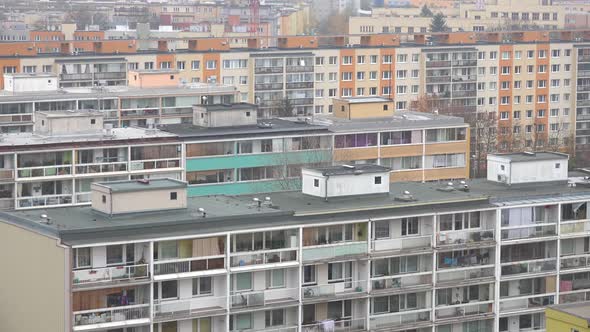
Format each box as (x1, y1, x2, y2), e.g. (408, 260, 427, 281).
(313, 111, 467, 132)
(335, 97, 392, 104)
(160, 118, 330, 139)
(2, 177, 590, 246)
(491, 152, 570, 162)
(549, 301, 590, 324)
(196, 103, 257, 112)
(0, 126, 178, 150)
(36, 110, 102, 118)
(308, 164, 391, 176)
(95, 178, 187, 193)
(0, 84, 236, 103)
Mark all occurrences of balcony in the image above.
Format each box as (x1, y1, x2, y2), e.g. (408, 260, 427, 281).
(559, 291, 590, 304)
(451, 90, 477, 98)
(61, 73, 93, 81)
(452, 75, 477, 82)
(230, 249, 298, 270)
(76, 192, 91, 204)
(255, 83, 283, 90)
(426, 76, 451, 83)
(120, 109, 159, 118)
(161, 108, 193, 117)
(290, 98, 314, 105)
(0, 169, 14, 181)
(17, 165, 72, 179)
(302, 242, 367, 263)
(154, 256, 225, 279)
(94, 72, 126, 80)
(578, 70, 590, 78)
(72, 264, 149, 288)
(371, 273, 432, 295)
(153, 295, 227, 321)
(245, 327, 297, 332)
(560, 220, 590, 236)
(73, 304, 150, 331)
(437, 230, 494, 249)
(500, 224, 556, 242)
(435, 302, 494, 323)
(579, 55, 590, 63)
(0, 114, 32, 124)
(76, 162, 127, 175)
(451, 60, 477, 67)
(436, 266, 495, 287)
(302, 280, 367, 302)
(500, 294, 554, 314)
(500, 258, 556, 278)
(286, 65, 313, 73)
(426, 60, 452, 68)
(561, 254, 590, 271)
(230, 287, 298, 310)
(371, 235, 432, 255)
(286, 82, 314, 89)
(17, 193, 72, 208)
(370, 309, 431, 330)
(255, 67, 283, 74)
(301, 318, 366, 332)
(129, 158, 181, 171)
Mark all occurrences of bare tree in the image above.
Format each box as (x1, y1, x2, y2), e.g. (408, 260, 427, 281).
(472, 112, 498, 177)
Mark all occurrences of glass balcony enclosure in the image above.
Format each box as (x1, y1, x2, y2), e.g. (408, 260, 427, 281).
(153, 236, 225, 276)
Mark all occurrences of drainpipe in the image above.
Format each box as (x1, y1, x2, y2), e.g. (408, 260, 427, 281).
(324, 175, 330, 202)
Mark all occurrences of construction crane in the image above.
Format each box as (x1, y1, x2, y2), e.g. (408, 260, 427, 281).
(248, 0, 260, 35)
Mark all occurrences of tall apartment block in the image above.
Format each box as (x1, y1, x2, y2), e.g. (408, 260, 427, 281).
(1, 152, 589, 332)
(0, 30, 588, 163)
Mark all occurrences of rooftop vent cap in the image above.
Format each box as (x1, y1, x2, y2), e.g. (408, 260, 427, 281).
(394, 190, 416, 202)
(437, 182, 456, 192)
(137, 179, 150, 185)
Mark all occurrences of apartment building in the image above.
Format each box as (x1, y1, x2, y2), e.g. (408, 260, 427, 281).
(0, 98, 469, 210)
(0, 75, 237, 132)
(575, 45, 590, 166)
(0, 152, 588, 332)
(0, 111, 183, 211)
(350, 0, 578, 36)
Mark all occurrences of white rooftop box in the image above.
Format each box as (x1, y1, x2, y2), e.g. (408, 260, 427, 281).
(487, 152, 569, 185)
(4, 73, 58, 92)
(302, 164, 391, 199)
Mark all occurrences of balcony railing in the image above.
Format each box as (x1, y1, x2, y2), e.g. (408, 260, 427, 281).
(437, 266, 494, 285)
(302, 242, 367, 262)
(17, 165, 72, 178)
(61, 73, 93, 81)
(73, 304, 150, 327)
(560, 220, 590, 235)
(302, 280, 367, 300)
(435, 301, 493, 321)
(0, 169, 14, 180)
(301, 318, 366, 332)
(561, 254, 590, 271)
(371, 235, 432, 252)
(230, 287, 298, 308)
(255, 83, 284, 90)
(153, 295, 227, 319)
(76, 192, 91, 204)
(426, 60, 452, 68)
(500, 224, 556, 241)
(437, 230, 494, 247)
(161, 108, 193, 116)
(452, 60, 477, 67)
(426, 76, 451, 83)
(579, 55, 590, 63)
(72, 264, 149, 286)
(370, 308, 431, 328)
(0, 114, 32, 123)
(500, 294, 554, 313)
(286, 82, 314, 89)
(501, 258, 557, 277)
(241, 326, 298, 332)
(17, 194, 73, 208)
(129, 158, 181, 171)
(94, 72, 126, 80)
(75, 162, 127, 174)
(559, 291, 590, 304)
(286, 65, 313, 73)
(255, 67, 283, 74)
(0, 198, 14, 210)
(371, 273, 432, 293)
(451, 90, 477, 98)
(154, 256, 225, 276)
(230, 248, 297, 268)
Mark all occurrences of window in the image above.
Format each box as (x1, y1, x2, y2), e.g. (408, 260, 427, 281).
(514, 66, 521, 74)
(315, 57, 324, 65)
(342, 56, 353, 65)
(401, 217, 419, 236)
(537, 109, 546, 118)
(370, 55, 378, 64)
(550, 109, 559, 117)
(303, 265, 316, 284)
(357, 55, 365, 64)
(160, 280, 178, 299)
(357, 71, 365, 80)
(502, 51, 511, 59)
(396, 70, 407, 79)
(489, 67, 497, 75)
(515, 51, 522, 59)
(551, 64, 560, 72)
(73, 247, 91, 268)
(206, 60, 217, 69)
(514, 80, 521, 89)
(265, 309, 285, 327)
(478, 52, 485, 60)
(191, 60, 200, 70)
(527, 65, 534, 73)
(170, 192, 177, 200)
(397, 54, 407, 63)
(489, 51, 497, 59)
(192, 277, 212, 295)
(313, 179, 319, 187)
(102, 195, 106, 203)
(514, 111, 521, 119)
(374, 176, 382, 185)
(329, 56, 338, 65)
(328, 261, 352, 283)
(106, 245, 124, 265)
(527, 50, 534, 58)
(342, 72, 352, 81)
(382, 55, 392, 64)
(329, 72, 337, 81)
(538, 50, 546, 58)
(411, 69, 419, 78)
(500, 111, 509, 120)
(266, 269, 285, 288)
(231, 313, 252, 331)
(369, 71, 377, 80)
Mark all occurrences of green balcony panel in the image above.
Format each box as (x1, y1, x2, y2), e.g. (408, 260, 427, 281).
(186, 150, 331, 172)
(187, 179, 301, 197)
